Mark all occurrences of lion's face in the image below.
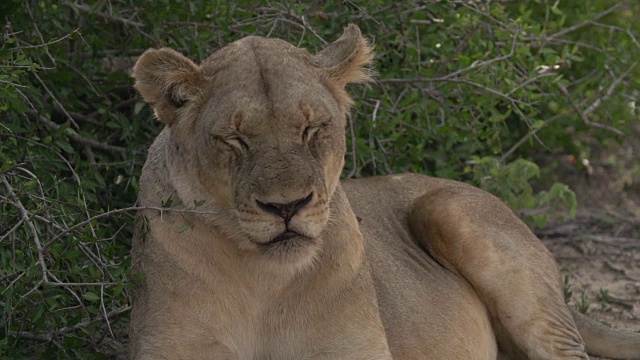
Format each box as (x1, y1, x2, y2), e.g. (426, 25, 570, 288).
(186, 44, 348, 265)
(134, 25, 373, 267)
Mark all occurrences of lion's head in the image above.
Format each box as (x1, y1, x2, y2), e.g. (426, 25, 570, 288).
(134, 25, 373, 267)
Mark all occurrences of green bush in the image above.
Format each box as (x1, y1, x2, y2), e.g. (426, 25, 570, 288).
(1, 0, 638, 357)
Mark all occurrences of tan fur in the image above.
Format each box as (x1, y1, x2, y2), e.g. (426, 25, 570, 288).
(130, 25, 640, 359)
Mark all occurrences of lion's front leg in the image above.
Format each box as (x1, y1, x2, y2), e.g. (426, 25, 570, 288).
(409, 184, 588, 360)
(129, 305, 238, 360)
(131, 341, 237, 360)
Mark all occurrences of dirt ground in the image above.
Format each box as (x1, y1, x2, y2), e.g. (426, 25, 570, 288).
(537, 134, 640, 359)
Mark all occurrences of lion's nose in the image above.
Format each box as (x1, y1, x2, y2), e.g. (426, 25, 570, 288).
(256, 192, 313, 221)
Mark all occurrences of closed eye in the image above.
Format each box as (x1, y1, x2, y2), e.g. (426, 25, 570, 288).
(226, 137, 249, 150)
(211, 134, 249, 151)
(302, 126, 320, 143)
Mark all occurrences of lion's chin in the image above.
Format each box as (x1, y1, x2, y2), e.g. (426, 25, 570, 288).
(253, 233, 323, 272)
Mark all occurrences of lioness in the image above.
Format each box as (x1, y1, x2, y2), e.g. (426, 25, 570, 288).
(130, 25, 640, 359)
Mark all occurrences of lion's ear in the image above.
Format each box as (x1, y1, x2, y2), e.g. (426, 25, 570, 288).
(133, 48, 202, 125)
(313, 24, 374, 86)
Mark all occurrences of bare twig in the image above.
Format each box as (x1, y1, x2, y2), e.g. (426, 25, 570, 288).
(2, 272, 28, 295)
(501, 112, 568, 160)
(270, 17, 328, 45)
(368, 100, 381, 173)
(449, 78, 529, 106)
(33, 113, 127, 155)
(65, 110, 101, 126)
(528, 1, 628, 42)
(8, 29, 79, 51)
(299, 15, 328, 45)
(592, 21, 640, 48)
(1, 176, 49, 282)
(379, 28, 521, 85)
(45, 205, 220, 247)
(556, 83, 624, 136)
(0, 79, 28, 88)
(583, 62, 637, 117)
(45, 281, 118, 287)
(69, 3, 144, 27)
(1, 82, 36, 111)
(0, 216, 25, 242)
(165, 21, 216, 28)
(100, 285, 114, 338)
(7, 305, 131, 342)
(503, 61, 635, 160)
(24, 1, 55, 64)
(345, 113, 358, 179)
(87, 98, 137, 119)
(0, 196, 64, 232)
(32, 72, 79, 129)
(608, 297, 635, 310)
(506, 72, 557, 96)
(377, 29, 532, 110)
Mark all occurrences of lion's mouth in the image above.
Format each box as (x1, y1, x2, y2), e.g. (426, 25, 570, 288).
(256, 230, 317, 247)
(268, 231, 301, 244)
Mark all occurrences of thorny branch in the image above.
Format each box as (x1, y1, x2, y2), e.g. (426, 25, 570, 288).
(1, 169, 221, 342)
(1, 175, 49, 283)
(378, 28, 521, 85)
(8, 28, 80, 52)
(4, 21, 128, 157)
(528, 1, 628, 42)
(376, 3, 635, 163)
(7, 306, 131, 342)
(34, 113, 128, 155)
(32, 71, 80, 129)
(0, 175, 120, 288)
(583, 62, 637, 117)
(557, 83, 624, 136)
(66, 2, 145, 28)
(45, 205, 220, 247)
(501, 62, 634, 160)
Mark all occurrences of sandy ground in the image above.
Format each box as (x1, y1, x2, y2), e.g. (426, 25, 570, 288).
(537, 134, 640, 359)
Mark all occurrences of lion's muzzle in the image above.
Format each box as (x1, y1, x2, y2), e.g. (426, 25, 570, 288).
(255, 192, 313, 222)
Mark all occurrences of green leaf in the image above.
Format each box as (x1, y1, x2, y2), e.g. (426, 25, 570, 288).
(134, 102, 146, 116)
(194, 199, 206, 207)
(32, 307, 44, 324)
(55, 140, 74, 153)
(177, 223, 191, 233)
(83, 292, 99, 302)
